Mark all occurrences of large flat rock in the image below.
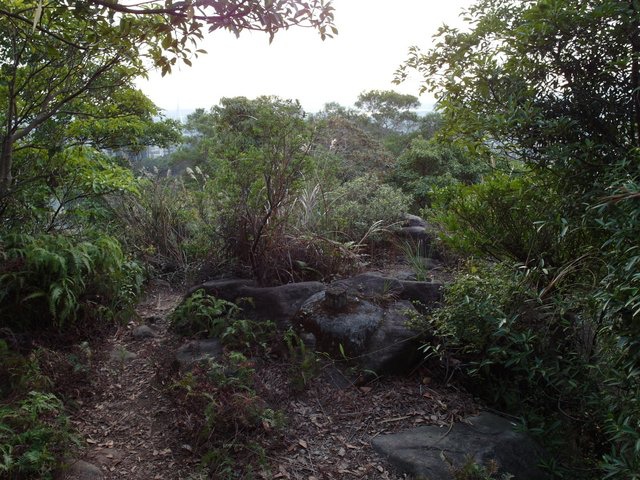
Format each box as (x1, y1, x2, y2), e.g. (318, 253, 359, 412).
(372, 412, 549, 479)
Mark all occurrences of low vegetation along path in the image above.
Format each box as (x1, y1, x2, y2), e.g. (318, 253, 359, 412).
(62, 281, 478, 479)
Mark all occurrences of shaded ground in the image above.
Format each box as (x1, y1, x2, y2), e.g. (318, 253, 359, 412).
(62, 267, 478, 479)
(61, 282, 197, 479)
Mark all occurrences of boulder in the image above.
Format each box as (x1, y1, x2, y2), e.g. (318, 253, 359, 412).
(132, 325, 156, 340)
(187, 278, 257, 299)
(403, 213, 429, 229)
(398, 214, 438, 258)
(334, 273, 443, 311)
(372, 412, 549, 480)
(184, 279, 324, 329)
(235, 282, 325, 329)
(175, 339, 222, 369)
(62, 460, 103, 480)
(294, 292, 421, 374)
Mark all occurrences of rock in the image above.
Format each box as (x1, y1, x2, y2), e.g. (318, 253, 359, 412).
(235, 282, 325, 329)
(295, 292, 420, 374)
(109, 346, 136, 362)
(335, 273, 443, 311)
(184, 279, 324, 330)
(372, 412, 550, 480)
(62, 460, 103, 479)
(175, 339, 222, 369)
(364, 300, 422, 373)
(186, 278, 257, 299)
(398, 214, 439, 258)
(403, 213, 429, 229)
(132, 325, 156, 340)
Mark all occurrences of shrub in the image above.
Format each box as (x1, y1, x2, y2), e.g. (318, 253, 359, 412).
(0, 391, 76, 479)
(109, 171, 223, 282)
(390, 138, 485, 208)
(170, 290, 275, 354)
(428, 172, 590, 267)
(423, 261, 608, 476)
(327, 174, 411, 243)
(0, 232, 143, 331)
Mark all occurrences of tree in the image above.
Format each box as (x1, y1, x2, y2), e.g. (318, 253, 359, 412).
(0, 0, 336, 196)
(397, 1, 640, 476)
(390, 137, 485, 208)
(354, 89, 420, 133)
(202, 96, 316, 282)
(312, 103, 392, 180)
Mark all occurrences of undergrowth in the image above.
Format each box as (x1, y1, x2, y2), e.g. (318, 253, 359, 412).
(0, 232, 143, 331)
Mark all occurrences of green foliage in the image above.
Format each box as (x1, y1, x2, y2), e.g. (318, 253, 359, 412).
(0, 232, 143, 331)
(0, 391, 76, 479)
(283, 329, 322, 392)
(171, 290, 275, 353)
(450, 457, 512, 480)
(354, 89, 420, 134)
(398, 241, 432, 282)
(328, 174, 411, 243)
(200, 96, 317, 282)
(311, 110, 392, 181)
(2, 147, 140, 233)
(429, 172, 586, 267)
(391, 138, 485, 208)
(424, 262, 602, 475)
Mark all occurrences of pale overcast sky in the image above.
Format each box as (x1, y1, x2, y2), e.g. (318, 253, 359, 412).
(137, 0, 473, 117)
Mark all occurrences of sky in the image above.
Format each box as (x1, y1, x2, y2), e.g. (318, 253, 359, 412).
(136, 0, 473, 118)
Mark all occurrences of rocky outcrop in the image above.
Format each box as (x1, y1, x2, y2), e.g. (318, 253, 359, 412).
(182, 271, 443, 374)
(186, 279, 324, 329)
(175, 339, 222, 369)
(372, 412, 549, 480)
(333, 273, 443, 312)
(296, 292, 421, 374)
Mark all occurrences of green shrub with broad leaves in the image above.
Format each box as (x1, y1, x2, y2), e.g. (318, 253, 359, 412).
(423, 261, 603, 476)
(428, 172, 587, 266)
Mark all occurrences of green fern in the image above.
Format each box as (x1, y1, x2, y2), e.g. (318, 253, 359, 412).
(0, 232, 142, 331)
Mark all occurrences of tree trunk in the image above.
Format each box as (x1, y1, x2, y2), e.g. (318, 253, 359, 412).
(0, 136, 13, 197)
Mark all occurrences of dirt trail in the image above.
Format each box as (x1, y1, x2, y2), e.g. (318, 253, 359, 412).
(62, 278, 478, 479)
(63, 282, 198, 480)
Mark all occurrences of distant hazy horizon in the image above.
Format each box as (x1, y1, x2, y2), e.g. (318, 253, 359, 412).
(158, 103, 437, 123)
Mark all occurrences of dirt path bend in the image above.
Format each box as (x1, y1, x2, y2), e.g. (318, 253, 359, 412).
(61, 279, 479, 480)
(63, 282, 199, 480)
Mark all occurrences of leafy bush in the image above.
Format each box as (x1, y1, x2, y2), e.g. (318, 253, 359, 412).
(327, 174, 410, 243)
(170, 290, 275, 353)
(423, 261, 610, 476)
(428, 172, 594, 268)
(390, 138, 485, 208)
(0, 232, 143, 331)
(0, 391, 76, 479)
